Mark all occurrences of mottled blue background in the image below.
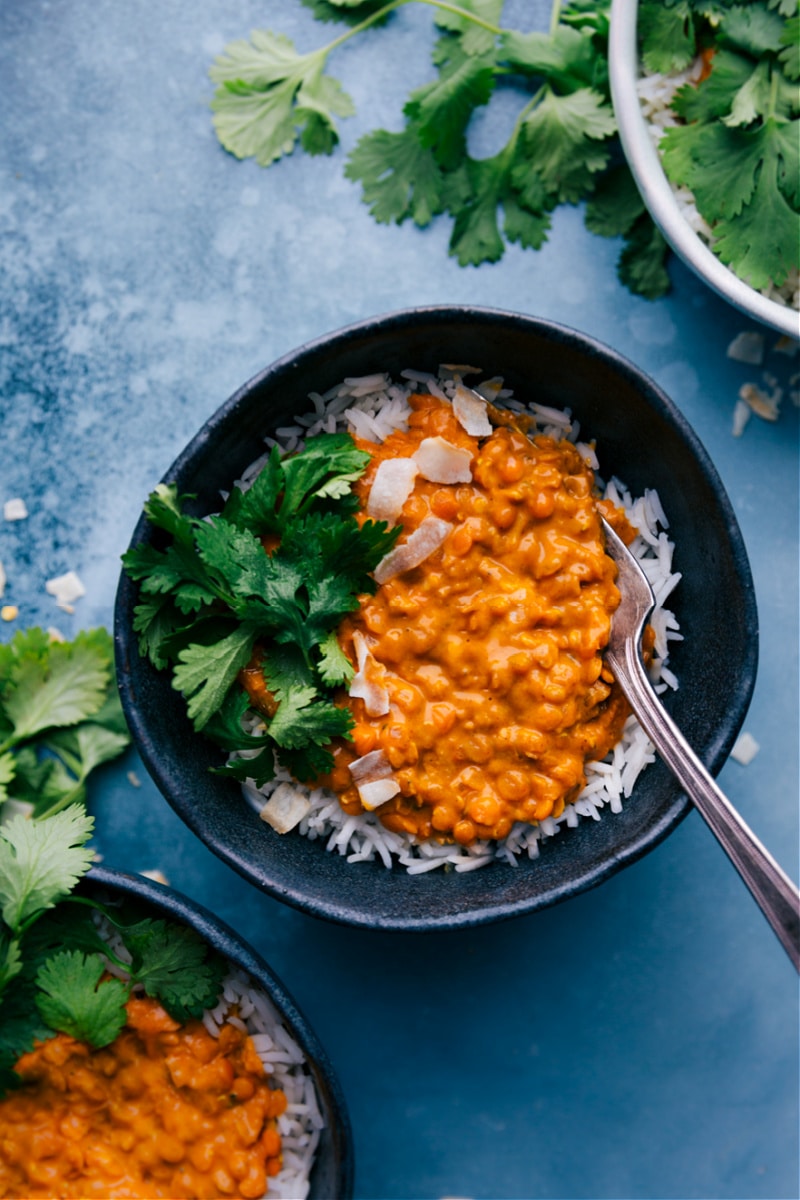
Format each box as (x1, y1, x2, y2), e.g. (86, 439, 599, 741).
(1, 2, 798, 1198)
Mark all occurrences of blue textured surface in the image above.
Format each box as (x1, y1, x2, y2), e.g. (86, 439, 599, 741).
(1, 3, 798, 1199)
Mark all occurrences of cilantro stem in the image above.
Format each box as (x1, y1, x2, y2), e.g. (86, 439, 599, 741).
(313, 0, 504, 62)
(549, 0, 562, 38)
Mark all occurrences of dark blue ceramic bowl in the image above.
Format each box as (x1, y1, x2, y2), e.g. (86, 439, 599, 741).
(114, 306, 758, 931)
(85, 865, 354, 1199)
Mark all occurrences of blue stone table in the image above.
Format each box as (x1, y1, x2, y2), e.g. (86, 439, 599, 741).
(1, 3, 797, 1198)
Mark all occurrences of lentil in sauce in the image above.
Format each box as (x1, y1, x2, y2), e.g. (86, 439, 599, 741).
(325, 393, 639, 845)
(0, 995, 286, 1199)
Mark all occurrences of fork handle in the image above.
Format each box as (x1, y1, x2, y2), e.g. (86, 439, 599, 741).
(611, 640, 800, 971)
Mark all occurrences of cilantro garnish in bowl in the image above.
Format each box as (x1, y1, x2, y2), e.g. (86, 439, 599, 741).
(610, 0, 799, 333)
(0, 802, 227, 1093)
(122, 431, 400, 786)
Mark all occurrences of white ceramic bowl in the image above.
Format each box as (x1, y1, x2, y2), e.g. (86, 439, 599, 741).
(609, 0, 799, 339)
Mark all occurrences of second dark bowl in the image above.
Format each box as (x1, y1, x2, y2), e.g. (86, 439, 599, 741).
(114, 306, 758, 931)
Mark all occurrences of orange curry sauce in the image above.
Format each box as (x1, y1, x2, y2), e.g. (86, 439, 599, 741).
(0, 996, 286, 1200)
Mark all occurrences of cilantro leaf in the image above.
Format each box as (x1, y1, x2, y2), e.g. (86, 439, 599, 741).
(618, 214, 671, 300)
(221, 446, 284, 533)
(173, 623, 259, 730)
(268, 686, 352, 753)
(718, 3, 787, 59)
(404, 40, 496, 170)
(36, 950, 128, 1047)
(433, 0, 503, 58)
(279, 432, 370, 520)
(210, 30, 354, 166)
(2, 629, 112, 745)
(584, 163, 646, 236)
(639, 1, 696, 75)
(712, 121, 799, 287)
(0, 981, 51, 1067)
(317, 629, 355, 687)
(520, 88, 615, 204)
(142, 483, 196, 547)
(345, 127, 446, 226)
(0, 805, 95, 934)
(0, 931, 22, 992)
(120, 918, 226, 1022)
(0, 753, 15, 805)
(671, 49, 756, 123)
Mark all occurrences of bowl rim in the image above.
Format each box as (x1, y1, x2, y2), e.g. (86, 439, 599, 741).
(609, 0, 799, 339)
(84, 864, 355, 1199)
(114, 304, 759, 931)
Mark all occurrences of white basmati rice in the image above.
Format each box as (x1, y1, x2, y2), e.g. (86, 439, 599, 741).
(229, 367, 683, 874)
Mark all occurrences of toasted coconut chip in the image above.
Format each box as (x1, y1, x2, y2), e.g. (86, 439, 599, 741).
(357, 777, 401, 811)
(366, 457, 419, 524)
(259, 782, 312, 834)
(413, 437, 472, 484)
(45, 570, 86, 605)
(348, 631, 390, 717)
(374, 517, 454, 584)
(349, 748, 393, 783)
(740, 382, 781, 421)
(452, 382, 493, 437)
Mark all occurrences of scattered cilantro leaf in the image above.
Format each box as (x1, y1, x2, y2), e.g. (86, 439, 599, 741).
(0, 805, 95, 933)
(209, 30, 354, 167)
(2, 630, 112, 745)
(618, 215, 671, 301)
(207, 0, 799, 302)
(0, 627, 130, 818)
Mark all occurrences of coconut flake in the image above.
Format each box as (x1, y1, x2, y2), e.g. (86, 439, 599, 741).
(348, 631, 390, 717)
(739, 381, 781, 421)
(374, 517, 453, 584)
(452, 382, 493, 437)
(45, 570, 86, 606)
(348, 749, 393, 784)
(357, 777, 401, 811)
(3, 498, 28, 521)
(731, 731, 760, 766)
(726, 331, 765, 365)
(366, 458, 419, 524)
(413, 437, 472, 484)
(259, 782, 312, 834)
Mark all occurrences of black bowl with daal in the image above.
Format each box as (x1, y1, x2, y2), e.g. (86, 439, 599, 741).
(84, 865, 354, 1199)
(114, 306, 758, 931)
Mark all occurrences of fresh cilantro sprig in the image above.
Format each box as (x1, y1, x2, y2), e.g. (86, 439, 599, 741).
(123, 430, 399, 783)
(208, 0, 672, 297)
(209, 0, 799, 299)
(642, 0, 800, 294)
(0, 628, 130, 819)
(0, 803, 227, 1092)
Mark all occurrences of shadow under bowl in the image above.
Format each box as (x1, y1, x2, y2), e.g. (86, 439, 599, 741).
(84, 864, 354, 1199)
(114, 305, 758, 931)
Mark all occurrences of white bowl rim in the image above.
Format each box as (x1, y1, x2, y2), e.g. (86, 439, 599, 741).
(609, 0, 799, 339)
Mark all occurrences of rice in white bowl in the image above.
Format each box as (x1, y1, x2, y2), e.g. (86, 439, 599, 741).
(229, 366, 683, 874)
(96, 912, 322, 1200)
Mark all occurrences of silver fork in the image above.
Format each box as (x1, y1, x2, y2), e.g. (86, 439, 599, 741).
(601, 517, 800, 970)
